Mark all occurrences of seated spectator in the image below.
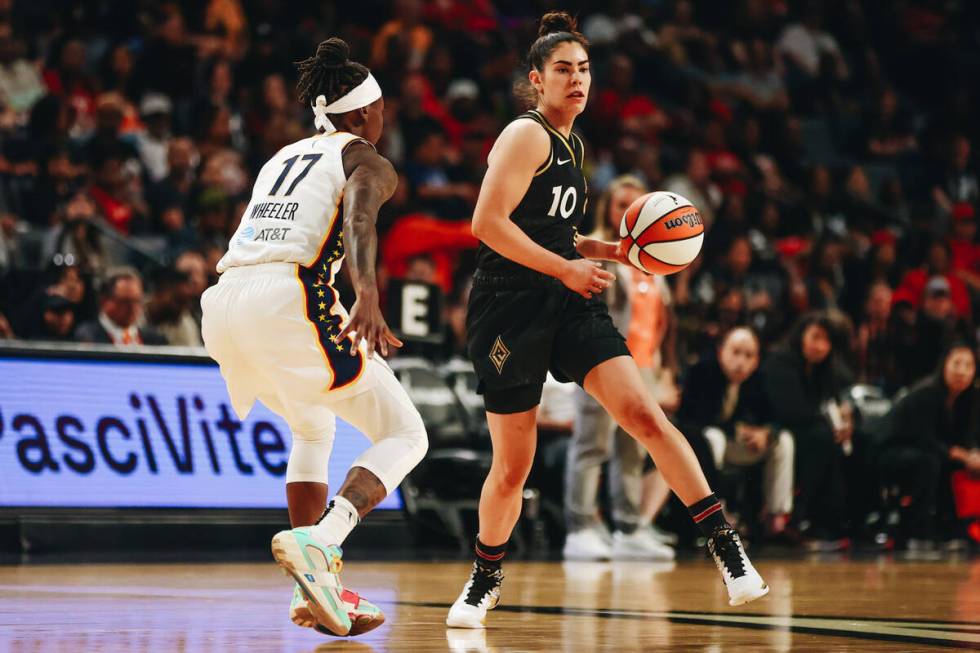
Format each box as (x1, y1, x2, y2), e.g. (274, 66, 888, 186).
(663, 148, 720, 227)
(947, 203, 980, 294)
(764, 312, 853, 548)
(174, 249, 208, 323)
(88, 143, 148, 235)
(19, 292, 76, 342)
(148, 137, 198, 218)
(76, 92, 140, 168)
(145, 268, 202, 346)
(931, 134, 978, 215)
(404, 127, 475, 219)
(805, 236, 846, 311)
(729, 39, 789, 113)
(12, 261, 96, 332)
(854, 281, 892, 386)
(864, 88, 917, 160)
(879, 345, 980, 547)
(0, 22, 46, 119)
(42, 192, 107, 276)
(594, 53, 669, 146)
(75, 267, 166, 346)
(892, 276, 973, 388)
(894, 240, 971, 319)
(678, 326, 793, 539)
(371, 0, 433, 71)
(135, 93, 174, 183)
(42, 38, 96, 133)
(775, 5, 849, 111)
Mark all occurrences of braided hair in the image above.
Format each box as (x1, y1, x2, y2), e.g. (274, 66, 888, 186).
(294, 38, 370, 119)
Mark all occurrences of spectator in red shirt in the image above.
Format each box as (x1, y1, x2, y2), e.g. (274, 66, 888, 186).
(594, 53, 668, 146)
(88, 145, 148, 235)
(947, 203, 980, 293)
(894, 240, 971, 319)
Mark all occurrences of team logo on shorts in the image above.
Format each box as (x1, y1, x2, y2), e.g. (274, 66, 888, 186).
(489, 336, 511, 374)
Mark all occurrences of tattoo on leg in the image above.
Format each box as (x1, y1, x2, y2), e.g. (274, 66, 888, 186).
(337, 466, 388, 518)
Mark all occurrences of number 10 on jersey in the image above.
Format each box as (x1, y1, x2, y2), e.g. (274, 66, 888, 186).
(548, 185, 578, 219)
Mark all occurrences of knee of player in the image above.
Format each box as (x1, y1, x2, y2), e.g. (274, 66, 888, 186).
(400, 412, 429, 462)
(621, 398, 667, 443)
(492, 455, 534, 491)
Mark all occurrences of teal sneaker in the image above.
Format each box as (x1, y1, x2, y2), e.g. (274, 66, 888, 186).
(271, 528, 352, 636)
(290, 584, 386, 636)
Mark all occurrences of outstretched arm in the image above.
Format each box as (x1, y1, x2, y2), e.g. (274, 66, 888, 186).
(337, 141, 402, 357)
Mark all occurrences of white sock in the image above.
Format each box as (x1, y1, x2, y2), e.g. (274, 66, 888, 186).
(311, 496, 359, 546)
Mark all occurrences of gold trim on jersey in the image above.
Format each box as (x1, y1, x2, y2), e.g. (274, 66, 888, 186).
(571, 132, 585, 169)
(302, 193, 343, 268)
(534, 142, 554, 177)
(527, 109, 576, 167)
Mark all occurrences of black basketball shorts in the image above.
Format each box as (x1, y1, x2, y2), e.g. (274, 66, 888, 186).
(466, 271, 631, 414)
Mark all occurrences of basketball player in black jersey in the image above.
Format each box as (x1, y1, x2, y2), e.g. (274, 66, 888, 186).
(446, 12, 769, 629)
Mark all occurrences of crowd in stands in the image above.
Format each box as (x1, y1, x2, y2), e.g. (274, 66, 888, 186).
(1, 0, 979, 549)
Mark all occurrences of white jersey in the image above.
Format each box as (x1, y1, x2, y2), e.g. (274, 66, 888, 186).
(218, 131, 369, 275)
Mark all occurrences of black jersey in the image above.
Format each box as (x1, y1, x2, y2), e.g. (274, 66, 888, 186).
(475, 109, 587, 275)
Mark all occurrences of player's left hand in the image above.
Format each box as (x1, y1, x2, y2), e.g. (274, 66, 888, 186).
(336, 291, 403, 358)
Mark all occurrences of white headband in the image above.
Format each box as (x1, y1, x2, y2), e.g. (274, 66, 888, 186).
(312, 73, 383, 133)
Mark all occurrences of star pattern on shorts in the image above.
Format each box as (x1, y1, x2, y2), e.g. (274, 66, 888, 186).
(318, 314, 326, 322)
(318, 302, 326, 310)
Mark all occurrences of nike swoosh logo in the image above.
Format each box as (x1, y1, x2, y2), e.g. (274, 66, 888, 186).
(557, 158, 571, 165)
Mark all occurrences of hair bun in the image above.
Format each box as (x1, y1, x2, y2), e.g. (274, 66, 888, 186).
(538, 11, 577, 37)
(315, 38, 350, 69)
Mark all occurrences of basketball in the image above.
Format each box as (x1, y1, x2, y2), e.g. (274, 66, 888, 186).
(618, 191, 705, 275)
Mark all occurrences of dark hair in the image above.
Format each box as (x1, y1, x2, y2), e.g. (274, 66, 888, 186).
(719, 325, 761, 351)
(784, 311, 848, 395)
(100, 267, 142, 300)
(295, 38, 370, 113)
(514, 12, 589, 107)
(788, 311, 836, 357)
(937, 341, 977, 376)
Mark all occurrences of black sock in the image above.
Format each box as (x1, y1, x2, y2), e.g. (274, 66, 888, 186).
(474, 536, 507, 571)
(688, 493, 729, 538)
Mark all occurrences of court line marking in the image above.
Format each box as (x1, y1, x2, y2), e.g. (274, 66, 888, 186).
(393, 601, 980, 650)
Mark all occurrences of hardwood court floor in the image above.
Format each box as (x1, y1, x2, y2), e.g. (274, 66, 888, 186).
(0, 558, 977, 652)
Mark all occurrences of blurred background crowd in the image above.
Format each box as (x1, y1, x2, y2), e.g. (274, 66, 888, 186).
(1, 0, 979, 552)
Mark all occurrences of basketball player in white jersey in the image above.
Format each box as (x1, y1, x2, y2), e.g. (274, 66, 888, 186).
(201, 38, 428, 637)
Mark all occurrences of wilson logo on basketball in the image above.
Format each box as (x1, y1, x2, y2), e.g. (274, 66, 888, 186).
(664, 211, 702, 230)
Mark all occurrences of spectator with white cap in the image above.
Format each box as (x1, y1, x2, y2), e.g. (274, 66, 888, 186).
(136, 93, 173, 182)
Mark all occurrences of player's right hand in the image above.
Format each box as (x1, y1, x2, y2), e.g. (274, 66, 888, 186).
(336, 290, 403, 358)
(559, 259, 615, 299)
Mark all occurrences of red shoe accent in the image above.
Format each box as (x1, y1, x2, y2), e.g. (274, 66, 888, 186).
(340, 589, 361, 609)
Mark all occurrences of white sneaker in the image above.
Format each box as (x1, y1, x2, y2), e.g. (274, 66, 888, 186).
(563, 528, 612, 561)
(446, 563, 503, 629)
(611, 530, 676, 561)
(706, 526, 769, 606)
(646, 523, 679, 546)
